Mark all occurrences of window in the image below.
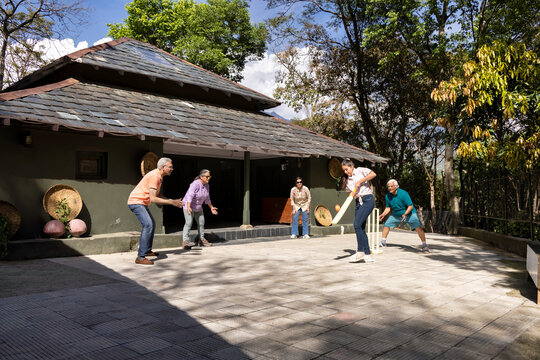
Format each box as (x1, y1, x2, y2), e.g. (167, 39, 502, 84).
(76, 152, 108, 180)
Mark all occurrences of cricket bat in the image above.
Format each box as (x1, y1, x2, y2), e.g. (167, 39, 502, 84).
(331, 188, 358, 225)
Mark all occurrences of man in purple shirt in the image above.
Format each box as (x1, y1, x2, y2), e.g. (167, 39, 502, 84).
(182, 169, 218, 248)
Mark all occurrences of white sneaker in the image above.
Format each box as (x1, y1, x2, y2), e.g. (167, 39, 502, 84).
(290, 235, 297, 239)
(303, 235, 311, 239)
(421, 244, 430, 252)
(348, 252, 364, 263)
(379, 239, 387, 247)
(364, 255, 375, 262)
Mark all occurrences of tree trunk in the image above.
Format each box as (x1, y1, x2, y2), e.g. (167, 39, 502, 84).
(0, 34, 10, 89)
(428, 181, 436, 232)
(437, 172, 445, 232)
(444, 123, 460, 234)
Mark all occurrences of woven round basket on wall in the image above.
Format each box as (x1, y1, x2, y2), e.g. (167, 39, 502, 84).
(314, 205, 333, 227)
(42, 184, 82, 221)
(0, 200, 21, 236)
(328, 157, 344, 180)
(141, 152, 159, 176)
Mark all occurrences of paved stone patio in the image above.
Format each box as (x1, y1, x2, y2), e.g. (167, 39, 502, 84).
(1, 231, 539, 359)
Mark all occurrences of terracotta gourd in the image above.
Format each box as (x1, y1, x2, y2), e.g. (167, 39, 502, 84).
(43, 220, 65, 238)
(68, 219, 87, 237)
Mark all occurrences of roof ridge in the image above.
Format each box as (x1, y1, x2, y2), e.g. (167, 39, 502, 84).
(66, 37, 132, 60)
(126, 39, 279, 104)
(0, 78, 79, 101)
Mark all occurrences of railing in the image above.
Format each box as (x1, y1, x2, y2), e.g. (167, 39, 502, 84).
(462, 170, 540, 241)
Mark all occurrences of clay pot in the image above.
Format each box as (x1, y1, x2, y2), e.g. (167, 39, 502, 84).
(43, 220, 65, 238)
(68, 219, 87, 237)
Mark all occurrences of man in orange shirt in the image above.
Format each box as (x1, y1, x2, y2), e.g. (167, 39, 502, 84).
(128, 157, 183, 265)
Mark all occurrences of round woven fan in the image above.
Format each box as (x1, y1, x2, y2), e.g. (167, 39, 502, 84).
(0, 200, 21, 236)
(42, 184, 82, 220)
(314, 205, 332, 226)
(141, 152, 159, 176)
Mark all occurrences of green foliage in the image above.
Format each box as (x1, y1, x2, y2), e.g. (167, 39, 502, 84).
(108, 0, 267, 81)
(55, 198, 71, 238)
(0, 214, 10, 259)
(433, 41, 539, 170)
(398, 160, 432, 210)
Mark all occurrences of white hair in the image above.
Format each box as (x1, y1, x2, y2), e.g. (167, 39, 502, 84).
(157, 157, 172, 169)
(387, 179, 399, 188)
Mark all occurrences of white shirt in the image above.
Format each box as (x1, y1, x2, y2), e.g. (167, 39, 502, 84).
(345, 167, 373, 198)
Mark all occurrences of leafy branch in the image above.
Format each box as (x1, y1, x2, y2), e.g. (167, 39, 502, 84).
(54, 198, 71, 238)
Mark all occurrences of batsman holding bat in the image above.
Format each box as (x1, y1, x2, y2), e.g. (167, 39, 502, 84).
(341, 158, 377, 263)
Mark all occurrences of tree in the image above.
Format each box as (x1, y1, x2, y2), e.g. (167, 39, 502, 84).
(108, 0, 267, 82)
(414, 126, 445, 232)
(432, 41, 539, 170)
(0, 0, 87, 88)
(267, 0, 434, 203)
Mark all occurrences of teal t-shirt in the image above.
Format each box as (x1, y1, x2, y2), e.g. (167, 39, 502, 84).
(385, 188, 416, 216)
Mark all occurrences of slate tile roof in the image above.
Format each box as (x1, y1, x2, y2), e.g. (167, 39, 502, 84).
(0, 79, 387, 163)
(9, 38, 279, 109)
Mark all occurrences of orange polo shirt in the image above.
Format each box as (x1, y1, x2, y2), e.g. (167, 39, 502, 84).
(127, 169, 163, 206)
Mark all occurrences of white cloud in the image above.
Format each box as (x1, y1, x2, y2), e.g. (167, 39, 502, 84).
(37, 38, 88, 61)
(93, 37, 113, 46)
(36, 37, 113, 62)
(240, 52, 304, 120)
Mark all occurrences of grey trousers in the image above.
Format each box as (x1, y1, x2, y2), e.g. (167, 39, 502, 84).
(183, 208, 205, 242)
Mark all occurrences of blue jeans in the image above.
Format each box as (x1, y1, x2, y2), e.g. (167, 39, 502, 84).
(128, 204, 155, 259)
(354, 195, 374, 254)
(183, 208, 205, 242)
(291, 209, 309, 236)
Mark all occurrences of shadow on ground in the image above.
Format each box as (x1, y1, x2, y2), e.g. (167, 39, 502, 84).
(1, 232, 539, 360)
(0, 253, 250, 359)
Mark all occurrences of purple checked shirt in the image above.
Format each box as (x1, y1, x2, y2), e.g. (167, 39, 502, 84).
(183, 179, 211, 212)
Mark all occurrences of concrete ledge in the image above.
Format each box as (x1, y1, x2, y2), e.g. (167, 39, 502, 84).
(311, 224, 355, 236)
(526, 243, 540, 304)
(6, 232, 138, 260)
(5, 225, 294, 260)
(457, 226, 532, 257)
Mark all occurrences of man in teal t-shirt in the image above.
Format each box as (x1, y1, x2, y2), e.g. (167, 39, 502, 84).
(378, 179, 430, 252)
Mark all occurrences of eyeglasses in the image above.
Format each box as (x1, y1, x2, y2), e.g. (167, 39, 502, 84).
(202, 175, 211, 179)
(296, 181, 302, 184)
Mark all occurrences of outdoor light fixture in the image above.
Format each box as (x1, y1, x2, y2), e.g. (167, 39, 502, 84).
(23, 131, 32, 147)
(280, 158, 288, 171)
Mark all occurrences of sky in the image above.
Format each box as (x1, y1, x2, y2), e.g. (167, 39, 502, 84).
(52, 0, 298, 118)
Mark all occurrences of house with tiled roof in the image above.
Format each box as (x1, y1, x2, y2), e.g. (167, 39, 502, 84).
(0, 38, 386, 243)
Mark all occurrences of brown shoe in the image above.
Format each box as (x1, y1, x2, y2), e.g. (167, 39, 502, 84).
(198, 237, 212, 247)
(146, 251, 159, 257)
(135, 257, 154, 265)
(183, 241, 192, 250)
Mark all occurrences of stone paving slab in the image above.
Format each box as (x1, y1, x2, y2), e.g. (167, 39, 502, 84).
(1, 231, 539, 359)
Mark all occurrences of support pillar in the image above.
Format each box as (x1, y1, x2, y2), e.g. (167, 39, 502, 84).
(240, 151, 253, 229)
